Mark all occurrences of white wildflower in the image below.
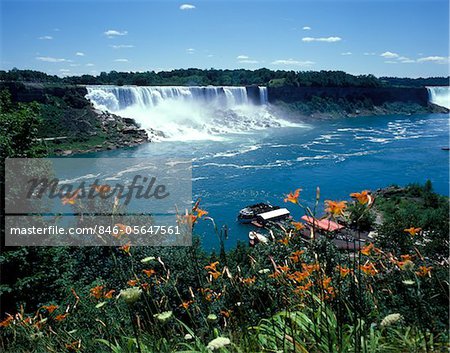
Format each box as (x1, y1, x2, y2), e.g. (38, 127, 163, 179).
(258, 268, 270, 274)
(207, 336, 231, 351)
(119, 287, 142, 305)
(154, 311, 173, 323)
(402, 279, 415, 286)
(184, 333, 193, 340)
(141, 256, 155, 264)
(381, 313, 403, 327)
(207, 314, 217, 321)
(95, 301, 107, 309)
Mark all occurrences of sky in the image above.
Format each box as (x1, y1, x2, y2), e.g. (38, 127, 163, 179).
(0, 0, 449, 78)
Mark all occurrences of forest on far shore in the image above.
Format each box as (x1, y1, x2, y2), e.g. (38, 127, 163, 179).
(1, 68, 448, 88)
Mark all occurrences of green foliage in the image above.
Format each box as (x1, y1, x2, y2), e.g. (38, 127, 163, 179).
(0, 68, 388, 88)
(0, 183, 448, 352)
(0, 89, 45, 158)
(380, 76, 450, 87)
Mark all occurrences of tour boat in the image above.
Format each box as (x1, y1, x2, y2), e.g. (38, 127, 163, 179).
(237, 203, 280, 223)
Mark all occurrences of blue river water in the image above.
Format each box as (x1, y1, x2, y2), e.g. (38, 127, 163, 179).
(86, 113, 449, 250)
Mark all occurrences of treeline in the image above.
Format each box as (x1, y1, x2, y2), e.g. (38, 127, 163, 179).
(1, 68, 387, 87)
(2, 68, 448, 88)
(380, 76, 449, 87)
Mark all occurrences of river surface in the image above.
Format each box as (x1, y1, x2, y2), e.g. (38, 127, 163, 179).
(82, 113, 449, 249)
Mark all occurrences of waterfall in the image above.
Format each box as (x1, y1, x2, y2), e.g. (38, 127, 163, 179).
(426, 86, 450, 109)
(259, 86, 268, 105)
(85, 85, 291, 141)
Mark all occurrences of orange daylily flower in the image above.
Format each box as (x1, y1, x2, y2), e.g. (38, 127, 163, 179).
(397, 260, 414, 270)
(242, 277, 256, 285)
(55, 313, 68, 321)
(360, 263, 377, 276)
(289, 250, 305, 263)
(404, 227, 422, 236)
(127, 279, 138, 286)
(90, 285, 104, 299)
(220, 310, 231, 318)
(119, 243, 131, 254)
(302, 263, 320, 274)
(205, 261, 219, 272)
(61, 189, 81, 205)
(294, 281, 313, 293)
(361, 243, 374, 256)
(416, 265, 432, 277)
(278, 237, 289, 245)
(325, 200, 347, 216)
(104, 290, 115, 299)
(322, 276, 335, 298)
(209, 270, 221, 280)
(400, 254, 414, 261)
(92, 184, 112, 196)
(292, 221, 305, 231)
(142, 269, 156, 277)
(277, 265, 290, 273)
(0, 315, 13, 328)
(284, 188, 301, 204)
(196, 208, 208, 218)
(350, 190, 371, 205)
(337, 266, 351, 278)
(42, 305, 58, 313)
(288, 271, 310, 283)
(268, 271, 281, 279)
(180, 300, 193, 310)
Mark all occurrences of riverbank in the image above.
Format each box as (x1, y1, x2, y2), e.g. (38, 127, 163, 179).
(0, 81, 150, 156)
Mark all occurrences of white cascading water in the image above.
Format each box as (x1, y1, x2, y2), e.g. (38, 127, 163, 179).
(259, 86, 268, 105)
(426, 86, 450, 109)
(85, 85, 291, 141)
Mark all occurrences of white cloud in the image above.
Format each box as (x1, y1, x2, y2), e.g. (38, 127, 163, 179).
(271, 59, 314, 66)
(38, 36, 53, 40)
(237, 55, 249, 60)
(363, 52, 376, 56)
(397, 56, 415, 63)
(207, 54, 214, 58)
(104, 30, 128, 37)
(36, 56, 68, 62)
(180, 4, 196, 10)
(417, 56, 450, 64)
(302, 26, 311, 30)
(59, 69, 70, 72)
(380, 51, 399, 58)
(302, 36, 341, 42)
(75, 52, 85, 56)
(86, 63, 95, 66)
(384, 61, 398, 64)
(186, 48, 195, 54)
(69, 64, 80, 67)
(341, 52, 352, 56)
(110, 44, 134, 49)
(114, 58, 129, 62)
(238, 60, 259, 64)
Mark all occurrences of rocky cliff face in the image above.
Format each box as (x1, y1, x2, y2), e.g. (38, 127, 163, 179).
(267, 86, 430, 105)
(0, 81, 150, 155)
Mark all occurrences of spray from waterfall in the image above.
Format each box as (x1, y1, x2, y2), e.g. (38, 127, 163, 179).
(426, 86, 450, 109)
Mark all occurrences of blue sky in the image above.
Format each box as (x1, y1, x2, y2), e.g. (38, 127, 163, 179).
(1, 0, 449, 78)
